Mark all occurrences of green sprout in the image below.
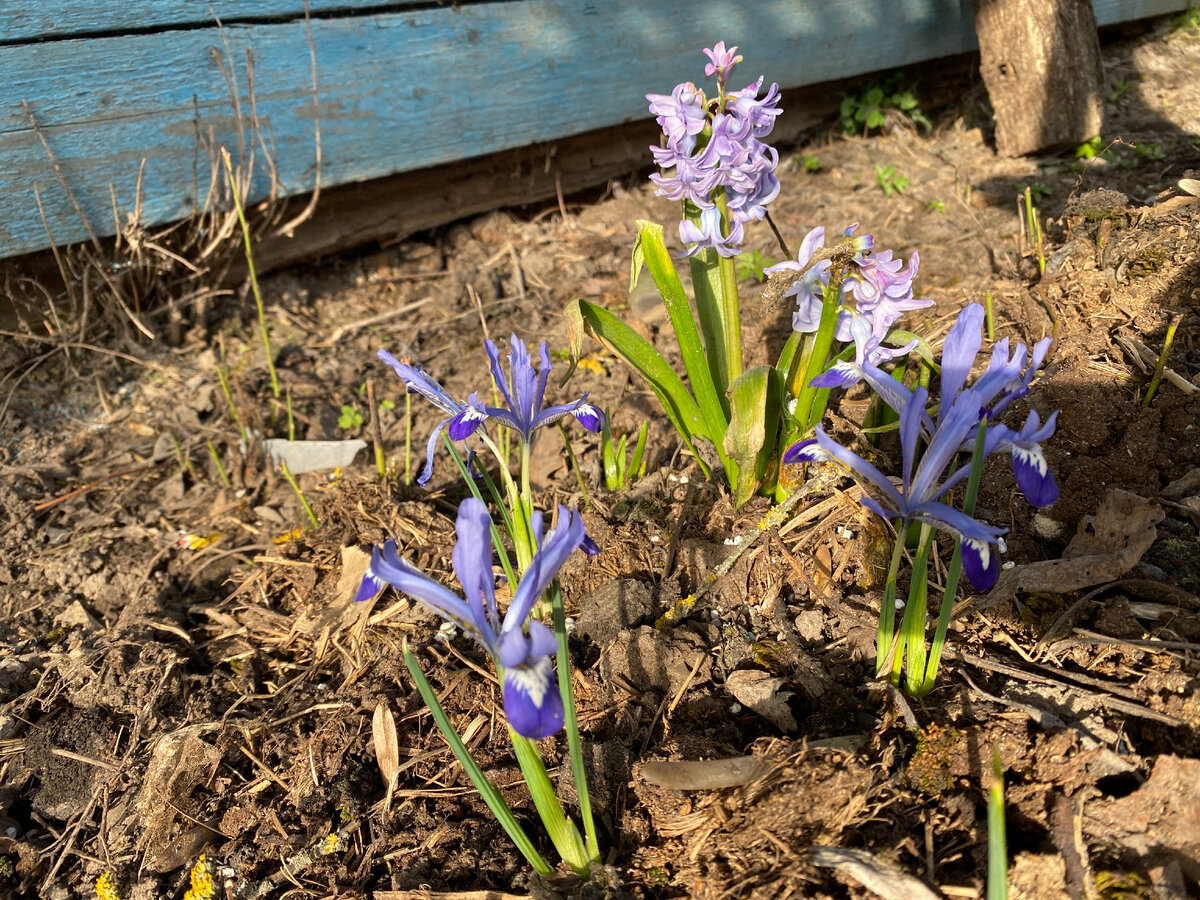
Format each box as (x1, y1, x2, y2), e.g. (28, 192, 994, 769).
(799, 153, 821, 173)
(1107, 78, 1137, 105)
(874, 164, 909, 197)
(600, 410, 649, 491)
(338, 405, 365, 430)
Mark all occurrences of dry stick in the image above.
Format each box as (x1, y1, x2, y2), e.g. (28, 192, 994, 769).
(23, 100, 102, 252)
(367, 379, 387, 483)
(1, 463, 161, 538)
(944, 648, 1186, 728)
(275, 0, 323, 238)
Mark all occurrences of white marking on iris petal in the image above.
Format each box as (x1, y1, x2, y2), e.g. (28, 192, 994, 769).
(965, 537, 992, 570)
(506, 657, 554, 708)
(461, 407, 488, 424)
(1012, 444, 1048, 475)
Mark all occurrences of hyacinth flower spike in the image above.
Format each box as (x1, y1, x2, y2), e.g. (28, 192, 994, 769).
(378, 349, 469, 487)
(356, 498, 595, 738)
(449, 335, 603, 443)
(785, 386, 1007, 591)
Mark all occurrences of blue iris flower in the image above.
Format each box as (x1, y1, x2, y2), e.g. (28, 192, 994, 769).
(785, 386, 1008, 590)
(449, 335, 604, 442)
(355, 498, 596, 739)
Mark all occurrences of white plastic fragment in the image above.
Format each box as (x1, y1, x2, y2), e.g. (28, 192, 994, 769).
(263, 439, 368, 474)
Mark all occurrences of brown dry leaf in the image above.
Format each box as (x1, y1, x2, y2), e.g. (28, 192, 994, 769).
(138, 725, 222, 872)
(805, 846, 940, 900)
(372, 701, 400, 786)
(987, 489, 1164, 604)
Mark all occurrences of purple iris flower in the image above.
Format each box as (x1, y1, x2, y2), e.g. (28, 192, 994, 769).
(448, 335, 604, 443)
(784, 387, 1008, 590)
(378, 349, 469, 487)
(931, 304, 1059, 505)
(355, 498, 596, 739)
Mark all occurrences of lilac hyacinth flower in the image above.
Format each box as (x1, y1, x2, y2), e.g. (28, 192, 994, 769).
(355, 498, 595, 738)
(703, 41, 742, 78)
(784, 387, 1008, 590)
(765, 224, 882, 339)
(450, 335, 603, 443)
(809, 315, 920, 391)
(378, 349, 469, 487)
(647, 43, 782, 257)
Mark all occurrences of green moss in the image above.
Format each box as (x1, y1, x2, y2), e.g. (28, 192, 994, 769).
(1129, 244, 1169, 277)
(904, 723, 961, 798)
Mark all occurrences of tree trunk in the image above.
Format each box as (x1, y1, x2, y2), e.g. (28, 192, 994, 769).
(973, 0, 1105, 157)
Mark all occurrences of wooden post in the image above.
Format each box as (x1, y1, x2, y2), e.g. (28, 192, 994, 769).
(972, 0, 1105, 157)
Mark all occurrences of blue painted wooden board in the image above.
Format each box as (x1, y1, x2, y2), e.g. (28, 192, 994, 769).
(0, 2, 422, 43)
(0, 0, 1189, 259)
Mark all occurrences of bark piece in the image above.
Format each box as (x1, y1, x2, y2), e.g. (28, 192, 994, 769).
(973, 0, 1104, 156)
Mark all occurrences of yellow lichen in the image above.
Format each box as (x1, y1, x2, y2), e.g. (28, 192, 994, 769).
(182, 854, 215, 900)
(95, 872, 124, 900)
(655, 594, 696, 629)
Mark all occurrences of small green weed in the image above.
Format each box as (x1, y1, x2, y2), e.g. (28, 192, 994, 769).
(735, 248, 778, 282)
(839, 74, 931, 135)
(874, 163, 909, 197)
(1134, 142, 1165, 161)
(927, 200, 945, 213)
(338, 405, 365, 430)
(799, 153, 821, 173)
(1170, 4, 1200, 34)
(1108, 78, 1137, 104)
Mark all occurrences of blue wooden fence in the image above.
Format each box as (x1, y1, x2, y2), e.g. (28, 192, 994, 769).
(0, 0, 1189, 259)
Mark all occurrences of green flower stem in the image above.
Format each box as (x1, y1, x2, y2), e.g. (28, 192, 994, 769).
(279, 461, 319, 531)
(988, 744, 1009, 900)
(550, 581, 601, 861)
(221, 148, 279, 400)
(402, 642, 553, 877)
(442, 435, 517, 590)
(896, 523, 935, 686)
(789, 280, 842, 434)
(509, 730, 591, 876)
(876, 529, 907, 678)
(915, 421, 989, 696)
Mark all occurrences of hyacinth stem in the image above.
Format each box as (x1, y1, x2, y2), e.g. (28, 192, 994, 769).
(550, 581, 602, 863)
(788, 279, 843, 436)
(401, 641, 553, 877)
(876, 529, 907, 678)
(914, 421, 989, 696)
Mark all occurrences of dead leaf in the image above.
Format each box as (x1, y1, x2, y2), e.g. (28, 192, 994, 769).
(805, 846, 940, 900)
(372, 702, 400, 786)
(139, 725, 222, 872)
(987, 489, 1164, 604)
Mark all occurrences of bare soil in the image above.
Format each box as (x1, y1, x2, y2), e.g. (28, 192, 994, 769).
(2, 17, 1200, 900)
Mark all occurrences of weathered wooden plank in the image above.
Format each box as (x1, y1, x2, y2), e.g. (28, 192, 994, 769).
(0, 0, 1190, 259)
(0, 2, 425, 43)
